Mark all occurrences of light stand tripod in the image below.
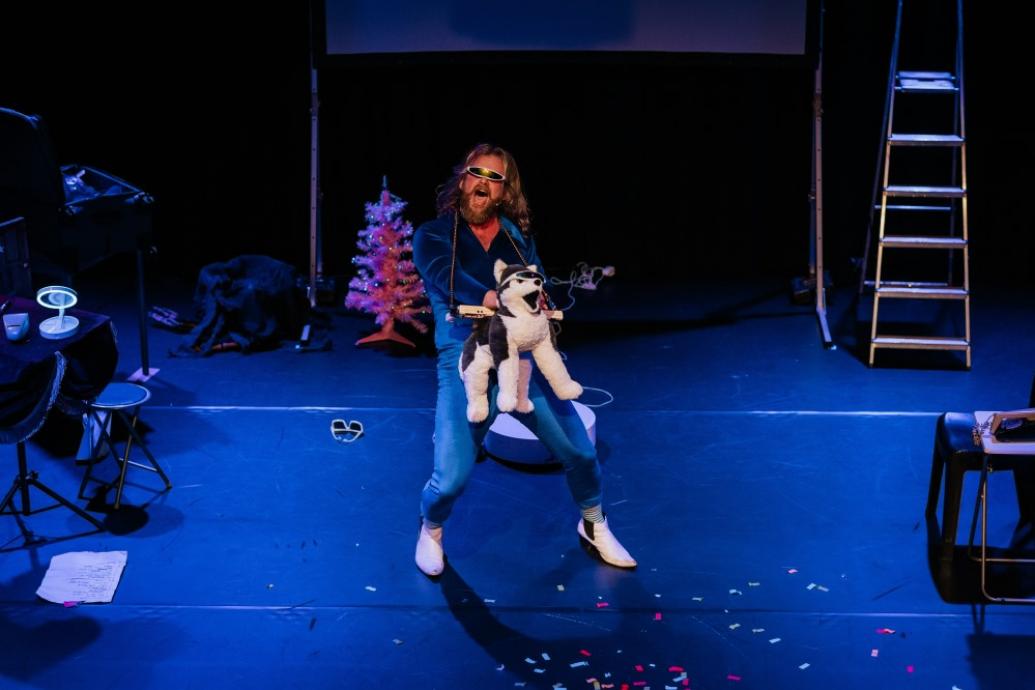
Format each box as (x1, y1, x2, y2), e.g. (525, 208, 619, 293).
(0, 440, 104, 539)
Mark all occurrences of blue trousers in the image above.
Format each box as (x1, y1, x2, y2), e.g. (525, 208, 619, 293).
(421, 345, 603, 526)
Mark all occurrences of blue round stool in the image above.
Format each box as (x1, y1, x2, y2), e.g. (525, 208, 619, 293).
(78, 382, 171, 509)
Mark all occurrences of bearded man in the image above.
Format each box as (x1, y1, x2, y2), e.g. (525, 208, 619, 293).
(411, 143, 636, 577)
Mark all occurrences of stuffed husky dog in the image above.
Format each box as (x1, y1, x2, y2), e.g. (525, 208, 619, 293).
(460, 260, 583, 422)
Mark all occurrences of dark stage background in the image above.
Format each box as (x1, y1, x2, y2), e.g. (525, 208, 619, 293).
(4, 2, 1033, 287)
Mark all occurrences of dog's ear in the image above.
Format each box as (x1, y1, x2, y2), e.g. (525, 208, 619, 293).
(493, 259, 507, 283)
(527, 264, 537, 273)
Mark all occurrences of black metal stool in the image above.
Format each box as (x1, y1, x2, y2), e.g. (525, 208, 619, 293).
(78, 382, 171, 509)
(927, 411, 1035, 599)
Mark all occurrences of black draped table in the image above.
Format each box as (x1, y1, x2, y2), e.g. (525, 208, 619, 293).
(0, 293, 118, 443)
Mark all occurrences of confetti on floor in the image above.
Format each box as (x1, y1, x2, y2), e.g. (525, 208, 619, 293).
(654, 612, 663, 621)
(871, 649, 879, 658)
(806, 583, 817, 590)
(542, 652, 551, 661)
(799, 663, 810, 670)
(392, 639, 403, 645)
(751, 628, 765, 634)
(525, 658, 537, 665)
(748, 581, 760, 587)
(906, 665, 914, 673)
(816, 585, 829, 592)
(727, 674, 742, 681)
(692, 597, 704, 602)
(570, 661, 589, 668)
(534, 668, 546, 674)
(769, 638, 781, 644)
(496, 664, 505, 671)
(729, 589, 743, 595)
(787, 568, 798, 574)
(668, 667, 684, 673)
(580, 649, 592, 657)
(484, 598, 496, 603)
(729, 623, 741, 630)
(876, 628, 896, 635)
(597, 602, 610, 608)
(364, 586, 376, 592)
(557, 585, 565, 592)
(655, 593, 662, 598)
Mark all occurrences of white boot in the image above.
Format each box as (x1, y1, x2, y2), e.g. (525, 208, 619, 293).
(415, 522, 445, 576)
(577, 517, 637, 568)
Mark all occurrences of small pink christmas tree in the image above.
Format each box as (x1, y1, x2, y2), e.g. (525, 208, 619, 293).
(345, 178, 429, 347)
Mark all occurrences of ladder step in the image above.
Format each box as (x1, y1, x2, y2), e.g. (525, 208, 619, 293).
(889, 133, 964, 146)
(896, 72, 958, 93)
(875, 286, 968, 299)
(898, 71, 955, 80)
(871, 335, 970, 352)
(885, 185, 965, 198)
(875, 203, 953, 212)
(872, 335, 970, 352)
(880, 235, 967, 249)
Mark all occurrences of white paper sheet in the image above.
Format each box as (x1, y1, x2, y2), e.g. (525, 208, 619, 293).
(36, 551, 128, 604)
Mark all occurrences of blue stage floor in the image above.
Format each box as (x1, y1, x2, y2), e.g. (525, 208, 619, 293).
(2, 273, 1034, 689)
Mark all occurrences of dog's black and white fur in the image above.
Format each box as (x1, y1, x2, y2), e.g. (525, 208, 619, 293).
(459, 260, 583, 422)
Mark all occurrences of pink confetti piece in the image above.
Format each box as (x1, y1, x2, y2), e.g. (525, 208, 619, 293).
(876, 628, 896, 635)
(906, 665, 914, 674)
(62, 601, 78, 608)
(668, 667, 684, 673)
(581, 650, 592, 657)
(635, 665, 644, 672)
(787, 568, 798, 574)
(727, 674, 742, 682)
(596, 602, 610, 608)
(633, 683, 647, 688)
(654, 612, 663, 621)
(683, 681, 689, 688)
(871, 649, 879, 658)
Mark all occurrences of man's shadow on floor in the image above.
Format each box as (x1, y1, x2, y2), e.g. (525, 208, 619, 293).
(439, 556, 748, 689)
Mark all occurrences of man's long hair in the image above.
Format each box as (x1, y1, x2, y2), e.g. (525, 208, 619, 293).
(435, 143, 532, 234)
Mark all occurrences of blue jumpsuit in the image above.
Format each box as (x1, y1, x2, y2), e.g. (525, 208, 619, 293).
(412, 213, 603, 525)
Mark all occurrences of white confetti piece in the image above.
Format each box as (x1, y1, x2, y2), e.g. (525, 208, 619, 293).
(392, 639, 403, 645)
(365, 586, 377, 592)
(542, 652, 551, 661)
(570, 661, 589, 668)
(752, 628, 765, 633)
(729, 623, 741, 630)
(655, 593, 661, 598)
(496, 664, 505, 670)
(787, 568, 798, 574)
(729, 589, 743, 595)
(748, 582, 760, 587)
(816, 585, 829, 592)
(952, 686, 963, 690)
(871, 649, 879, 658)
(484, 598, 496, 603)
(769, 638, 781, 644)
(534, 668, 545, 674)
(692, 596, 704, 602)
(806, 583, 817, 590)
(557, 585, 565, 592)
(673, 672, 687, 682)
(525, 658, 537, 665)
(799, 663, 810, 670)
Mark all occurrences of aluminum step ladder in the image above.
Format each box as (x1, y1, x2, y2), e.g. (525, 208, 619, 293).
(859, 0, 971, 367)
